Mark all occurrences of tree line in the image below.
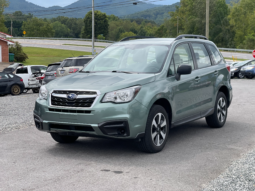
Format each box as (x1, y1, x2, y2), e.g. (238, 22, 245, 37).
(1, 0, 255, 49)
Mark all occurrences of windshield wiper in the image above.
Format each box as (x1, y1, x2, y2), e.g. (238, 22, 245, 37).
(112, 70, 134, 74)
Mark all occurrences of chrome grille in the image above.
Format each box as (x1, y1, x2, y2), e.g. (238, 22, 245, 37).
(51, 90, 97, 108)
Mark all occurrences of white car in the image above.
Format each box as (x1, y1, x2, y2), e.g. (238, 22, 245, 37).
(15, 65, 47, 93)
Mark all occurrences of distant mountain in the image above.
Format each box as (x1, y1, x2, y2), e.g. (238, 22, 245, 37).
(5, 0, 45, 13)
(123, 2, 180, 25)
(4, 0, 161, 18)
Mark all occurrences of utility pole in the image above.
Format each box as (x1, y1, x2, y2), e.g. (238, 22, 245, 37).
(92, 0, 95, 55)
(11, 18, 13, 36)
(206, 0, 209, 39)
(177, 16, 179, 35)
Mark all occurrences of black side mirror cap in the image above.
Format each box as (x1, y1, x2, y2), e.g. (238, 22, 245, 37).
(175, 65, 192, 81)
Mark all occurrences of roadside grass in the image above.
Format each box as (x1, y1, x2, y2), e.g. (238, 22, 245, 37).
(63, 44, 106, 48)
(224, 57, 247, 61)
(21, 47, 91, 66)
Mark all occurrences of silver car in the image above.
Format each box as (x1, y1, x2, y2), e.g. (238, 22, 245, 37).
(56, 56, 93, 77)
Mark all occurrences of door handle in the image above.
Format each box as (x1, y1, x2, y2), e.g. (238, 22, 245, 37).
(195, 76, 200, 82)
(214, 70, 218, 76)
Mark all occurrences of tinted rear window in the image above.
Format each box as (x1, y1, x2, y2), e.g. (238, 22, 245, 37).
(31, 66, 47, 73)
(16, 68, 28, 74)
(47, 65, 60, 72)
(75, 59, 91, 66)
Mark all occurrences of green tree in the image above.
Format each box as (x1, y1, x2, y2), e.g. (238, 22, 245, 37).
(154, 25, 167, 37)
(82, 10, 108, 38)
(9, 42, 28, 62)
(22, 18, 54, 37)
(0, 0, 9, 33)
(52, 21, 70, 37)
(119, 31, 136, 41)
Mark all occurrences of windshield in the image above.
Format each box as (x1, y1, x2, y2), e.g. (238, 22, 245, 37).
(47, 65, 60, 72)
(83, 44, 170, 73)
(8, 63, 19, 69)
(235, 61, 249, 67)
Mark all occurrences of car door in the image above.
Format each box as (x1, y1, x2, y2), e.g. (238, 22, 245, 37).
(0, 73, 11, 93)
(169, 43, 200, 123)
(15, 67, 29, 88)
(190, 43, 215, 114)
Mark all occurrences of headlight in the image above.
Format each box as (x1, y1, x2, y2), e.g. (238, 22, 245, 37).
(39, 85, 48, 100)
(102, 86, 141, 103)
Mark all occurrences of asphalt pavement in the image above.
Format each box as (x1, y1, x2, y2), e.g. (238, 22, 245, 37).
(1, 79, 255, 190)
(13, 39, 254, 60)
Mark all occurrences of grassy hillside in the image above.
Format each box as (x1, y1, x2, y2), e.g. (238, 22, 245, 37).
(123, 2, 180, 25)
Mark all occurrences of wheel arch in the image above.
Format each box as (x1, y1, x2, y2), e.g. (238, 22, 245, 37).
(152, 98, 172, 125)
(218, 85, 230, 107)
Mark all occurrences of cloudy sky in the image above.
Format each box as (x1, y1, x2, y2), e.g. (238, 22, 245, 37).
(26, 0, 180, 8)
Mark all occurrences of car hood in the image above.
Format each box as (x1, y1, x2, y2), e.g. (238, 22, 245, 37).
(242, 65, 255, 70)
(46, 72, 155, 94)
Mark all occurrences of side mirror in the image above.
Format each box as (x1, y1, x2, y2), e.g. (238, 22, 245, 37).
(175, 65, 192, 81)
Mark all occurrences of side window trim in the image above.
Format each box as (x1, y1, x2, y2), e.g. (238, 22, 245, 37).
(188, 42, 198, 70)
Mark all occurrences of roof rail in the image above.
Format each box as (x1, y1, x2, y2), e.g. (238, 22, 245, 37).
(120, 36, 155, 42)
(175, 34, 208, 40)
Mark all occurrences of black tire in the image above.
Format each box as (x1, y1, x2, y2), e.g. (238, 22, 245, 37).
(237, 72, 244, 79)
(138, 105, 169, 153)
(50, 133, 79, 143)
(246, 76, 254, 79)
(11, 85, 21, 95)
(206, 92, 228, 128)
(32, 89, 39, 93)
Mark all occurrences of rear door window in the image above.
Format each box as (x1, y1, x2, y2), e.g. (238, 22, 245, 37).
(191, 43, 212, 69)
(75, 59, 91, 66)
(16, 67, 28, 74)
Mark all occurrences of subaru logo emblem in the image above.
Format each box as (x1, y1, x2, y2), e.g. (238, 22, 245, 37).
(67, 93, 77, 101)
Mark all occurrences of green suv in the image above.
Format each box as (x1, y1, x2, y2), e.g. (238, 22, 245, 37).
(34, 35, 232, 153)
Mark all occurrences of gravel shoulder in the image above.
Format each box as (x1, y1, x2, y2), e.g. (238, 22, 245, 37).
(203, 149, 255, 191)
(0, 92, 37, 133)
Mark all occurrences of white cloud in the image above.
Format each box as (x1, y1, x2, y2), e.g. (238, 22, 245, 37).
(26, 0, 78, 8)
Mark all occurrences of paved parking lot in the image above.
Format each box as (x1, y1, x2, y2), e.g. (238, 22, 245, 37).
(1, 79, 255, 190)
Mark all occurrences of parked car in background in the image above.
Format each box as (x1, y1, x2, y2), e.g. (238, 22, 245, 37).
(56, 56, 93, 78)
(226, 61, 238, 69)
(34, 35, 232, 153)
(240, 60, 255, 79)
(2, 63, 24, 73)
(231, 60, 253, 78)
(0, 72, 24, 96)
(15, 65, 47, 93)
(43, 62, 61, 85)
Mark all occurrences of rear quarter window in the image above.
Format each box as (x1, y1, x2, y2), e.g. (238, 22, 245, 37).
(16, 68, 28, 74)
(75, 59, 91, 66)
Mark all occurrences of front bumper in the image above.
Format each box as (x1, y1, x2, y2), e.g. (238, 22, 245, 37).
(33, 98, 148, 139)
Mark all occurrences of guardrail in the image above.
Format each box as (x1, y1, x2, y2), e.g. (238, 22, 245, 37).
(219, 48, 254, 53)
(10, 37, 116, 43)
(9, 37, 255, 53)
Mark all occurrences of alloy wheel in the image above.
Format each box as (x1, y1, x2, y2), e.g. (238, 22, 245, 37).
(238, 72, 244, 78)
(217, 97, 227, 123)
(151, 113, 167, 146)
(11, 85, 20, 95)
